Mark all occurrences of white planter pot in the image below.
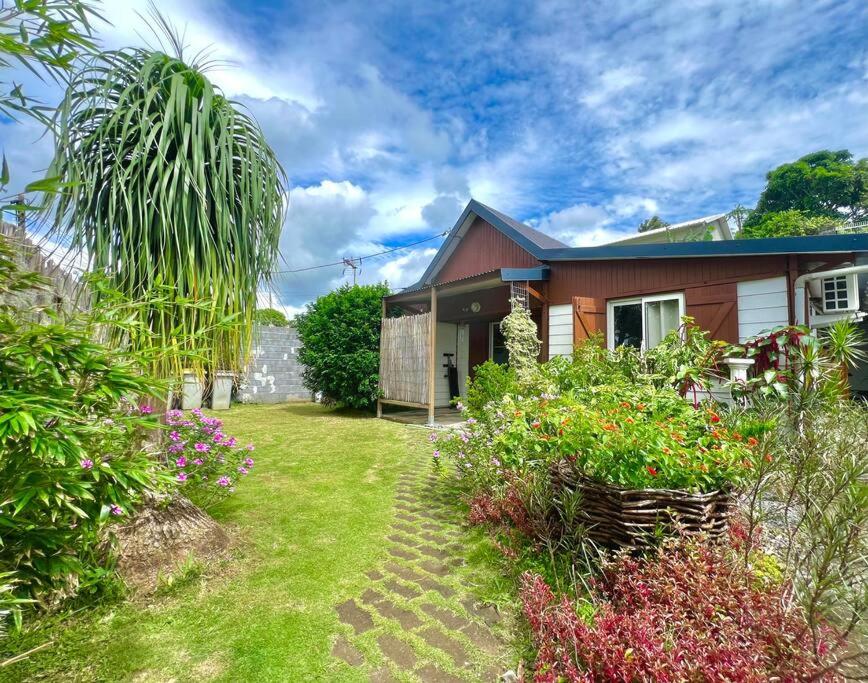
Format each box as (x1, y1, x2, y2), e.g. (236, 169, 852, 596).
(182, 371, 203, 410)
(212, 371, 234, 411)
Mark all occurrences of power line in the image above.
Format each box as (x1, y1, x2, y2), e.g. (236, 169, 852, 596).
(271, 230, 448, 276)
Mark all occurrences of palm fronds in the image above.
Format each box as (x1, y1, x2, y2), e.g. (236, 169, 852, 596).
(47, 46, 287, 378)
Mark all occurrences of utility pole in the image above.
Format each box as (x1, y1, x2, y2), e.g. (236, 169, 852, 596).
(342, 257, 359, 285)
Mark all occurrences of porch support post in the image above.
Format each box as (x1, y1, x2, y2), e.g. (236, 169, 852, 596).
(377, 297, 386, 419)
(427, 286, 438, 426)
(540, 282, 549, 362)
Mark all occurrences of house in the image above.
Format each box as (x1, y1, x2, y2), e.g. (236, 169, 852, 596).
(607, 213, 733, 245)
(378, 200, 868, 423)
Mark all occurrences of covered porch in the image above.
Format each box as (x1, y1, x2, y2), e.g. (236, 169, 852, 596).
(377, 268, 549, 426)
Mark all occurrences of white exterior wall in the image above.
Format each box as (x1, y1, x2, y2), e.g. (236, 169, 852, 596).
(737, 276, 789, 342)
(434, 322, 469, 406)
(548, 304, 573, 358)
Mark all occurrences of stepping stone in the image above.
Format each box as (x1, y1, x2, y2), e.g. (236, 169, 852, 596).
(418, 627, 473, 668)
(460, 622, 501, 654)
(332, 636, 364, 666)
(417, 576, 456, 599)
(384, 578, 421, 600)
(461, 599, 501, 627)
(370, 667, 398, 682)
(388, 546, 418, 561)
(396, 511, 423, 523)
(372, 599, 422, 629)
(421, 522, 443, 532)
(392, 522, 419, 536)
(419, 559, 451, 577)
(387, 533, 418, 547)
(336, 600, 374, 634)
(366, 569, 384, 581)
(384, 561, 428, 585)
(361, 588, 385, 606)
(377, 633, 418, 668)
(420, 603, 470, 630)
(416, 664, 465, 682)
(417, 545, 451, 561)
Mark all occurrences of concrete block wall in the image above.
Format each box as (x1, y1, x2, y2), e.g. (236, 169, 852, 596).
(239, 324, 310, 403)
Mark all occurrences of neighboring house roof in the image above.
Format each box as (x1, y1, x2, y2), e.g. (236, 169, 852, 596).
(401, 200, 868, 293)
(607, 213, 733, 245)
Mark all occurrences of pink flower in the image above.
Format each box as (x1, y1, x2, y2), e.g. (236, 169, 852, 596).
(213, 431, 224, 443)
(177, 472, 188, 482)
(238, 466, 248, 475)
(169, 431, 181, 441)
(168, 443, 184, 454)
(139, 405, 153, 415)
(193, 458, 204, 466)
(176, 456, 187, 468)
(246, 444, 255, 452)
(110, 504, 123, 516)
(218, 476, 230, 487)
(428, 432, 438, 443)
(244, 457, 254, 467)
(224, 437, 237, 447)
(80, 459, 94, 470)
(432, 450, 440, 459)
(194, 442, 211, 453)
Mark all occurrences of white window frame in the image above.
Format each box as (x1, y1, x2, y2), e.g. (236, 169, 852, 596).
(820, 273, 859, 313)
(606, 291, 686, 351)
(488, 320, 503, 360)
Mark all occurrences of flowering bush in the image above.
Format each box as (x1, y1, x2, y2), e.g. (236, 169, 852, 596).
(164, 409, 255, 510)
(437, 385, 755, 493)
(520, 533, 844, 682)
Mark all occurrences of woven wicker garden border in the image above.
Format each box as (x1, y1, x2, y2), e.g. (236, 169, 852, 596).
(549, 460, 734, 549)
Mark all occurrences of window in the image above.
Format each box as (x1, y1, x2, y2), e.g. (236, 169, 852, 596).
(607, 292, 685, 350)
(489, 321, 509, 364)
(821, 274, 858, 313)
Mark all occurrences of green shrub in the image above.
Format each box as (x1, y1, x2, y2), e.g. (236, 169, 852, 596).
(439, 385, 753, 493)
(500, 301, 541, 387)
(464, 361, 517, 417)
(295, 283, 391, 410)
(737, 209, 841, 239)
(0, 239, 167, 606)
(254, 307, 289, 327)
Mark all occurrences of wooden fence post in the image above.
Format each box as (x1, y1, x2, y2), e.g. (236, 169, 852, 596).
(427, 286, 437, 426)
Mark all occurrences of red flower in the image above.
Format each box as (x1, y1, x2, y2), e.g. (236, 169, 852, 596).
(764, 453, 773, 463)
(531, 420, 541, 429)
(709, 412, 721, 423)
(747, 437, 758, 447)
(646, 466, 658, 476)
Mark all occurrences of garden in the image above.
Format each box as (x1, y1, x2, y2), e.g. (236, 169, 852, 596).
(431, 303, 868, 680)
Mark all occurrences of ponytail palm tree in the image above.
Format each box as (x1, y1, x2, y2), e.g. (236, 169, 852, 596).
(47, 45, 286, 378)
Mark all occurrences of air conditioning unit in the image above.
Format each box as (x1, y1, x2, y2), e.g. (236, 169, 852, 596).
(820, 273, 859, 313)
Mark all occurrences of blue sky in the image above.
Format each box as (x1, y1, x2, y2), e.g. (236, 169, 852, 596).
(2, 0, 867, 313)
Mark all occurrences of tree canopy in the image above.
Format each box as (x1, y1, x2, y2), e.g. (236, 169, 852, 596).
(743, 150, 867, 234)
(295, 283, 390, 410)
(255, 308, 290, 327)
(638, 215, 670, 233)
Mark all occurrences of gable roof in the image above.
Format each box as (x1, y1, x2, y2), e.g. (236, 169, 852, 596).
(402, 200, 868, 293)
(412, 199, 565, 288)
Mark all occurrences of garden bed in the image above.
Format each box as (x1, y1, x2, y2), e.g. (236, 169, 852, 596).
(549, 460, 734, 548)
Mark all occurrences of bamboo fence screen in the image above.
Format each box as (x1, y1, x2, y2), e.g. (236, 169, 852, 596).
(379, 312, 430, 405)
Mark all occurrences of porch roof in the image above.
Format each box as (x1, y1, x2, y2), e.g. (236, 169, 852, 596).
(386, 266, 550, 304)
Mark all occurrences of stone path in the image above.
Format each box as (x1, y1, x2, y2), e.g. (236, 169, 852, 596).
(331, 450, 512, 681)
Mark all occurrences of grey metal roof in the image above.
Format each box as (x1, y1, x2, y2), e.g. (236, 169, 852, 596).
(399, 200, 868, 295)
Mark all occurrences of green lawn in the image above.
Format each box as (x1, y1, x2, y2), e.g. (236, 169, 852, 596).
(2, 403, 498, 682)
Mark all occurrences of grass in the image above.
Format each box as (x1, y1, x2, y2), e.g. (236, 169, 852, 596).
(0, 403, 462, 682)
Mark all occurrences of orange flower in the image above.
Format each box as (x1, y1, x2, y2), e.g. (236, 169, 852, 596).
(747, 437, 758, 447)
(602, 423, 618, 432)
(636, 403, 646, 410)
(742, 459, 753, 469)
(662, 447, 671, 454)
(514, 410, 523, 417)
(620, 401, 631, 408)
(625, 417, 635, 424)
(764, 453, 773, 463)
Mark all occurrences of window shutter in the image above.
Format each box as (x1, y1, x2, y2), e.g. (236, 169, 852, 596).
(572, 296, 605, 345)
(684, 283, 738, 342)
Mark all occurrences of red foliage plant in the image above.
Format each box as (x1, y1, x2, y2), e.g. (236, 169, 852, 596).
(467, 480, 536, 539)
(519, 534, 843, 682)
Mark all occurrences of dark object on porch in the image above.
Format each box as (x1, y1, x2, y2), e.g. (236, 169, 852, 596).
(549, 460, 733, 548)
(443, 353, 460, 400)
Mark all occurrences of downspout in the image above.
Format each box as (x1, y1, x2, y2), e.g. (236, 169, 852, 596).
(793, 264, 868, 326)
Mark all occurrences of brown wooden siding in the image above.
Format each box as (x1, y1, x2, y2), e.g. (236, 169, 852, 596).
(547, 256, 789, 305)
(435, 217, 539, 284)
